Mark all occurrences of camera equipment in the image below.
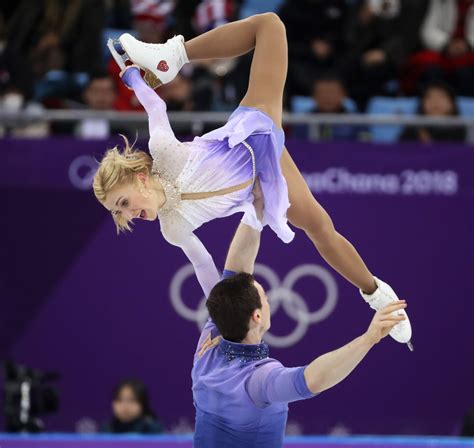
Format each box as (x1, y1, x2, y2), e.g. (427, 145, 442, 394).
(3, 361, 60, 432)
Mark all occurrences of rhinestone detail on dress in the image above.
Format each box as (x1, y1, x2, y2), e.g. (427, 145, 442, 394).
(241, 140, 256, 183)
(151, 164, 181, 215)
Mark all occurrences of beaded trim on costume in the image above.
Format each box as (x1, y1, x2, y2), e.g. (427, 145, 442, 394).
(241, 140, 256, 184)
(219, 339, 269, 364)
(152, 165, 181, 215)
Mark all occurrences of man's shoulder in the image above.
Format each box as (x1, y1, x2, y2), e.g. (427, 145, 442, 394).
(193, 318, 220, 360)
(251, 357, 283, 373)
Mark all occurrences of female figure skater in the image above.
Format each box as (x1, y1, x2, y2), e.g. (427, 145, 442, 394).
(94, 13, 412, 347)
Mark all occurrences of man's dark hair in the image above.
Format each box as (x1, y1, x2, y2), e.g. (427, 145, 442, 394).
(206, 273, 261, 343)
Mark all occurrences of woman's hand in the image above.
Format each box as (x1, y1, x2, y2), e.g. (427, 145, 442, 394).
(198, 333, 222, 357)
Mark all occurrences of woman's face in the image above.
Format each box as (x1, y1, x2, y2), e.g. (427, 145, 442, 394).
(422, 88, 455, 116)
(112, 386, 143, 423)
(103, 180, 159, 222)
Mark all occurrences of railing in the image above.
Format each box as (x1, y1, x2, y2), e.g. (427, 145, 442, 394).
(2, 110, 474, 142)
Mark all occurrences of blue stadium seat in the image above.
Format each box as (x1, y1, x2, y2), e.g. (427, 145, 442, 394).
(291, 95, 357, 113)
(457, 97, 474, 116)
(238, 0, 285, 19)
(367, 97, 418, 142)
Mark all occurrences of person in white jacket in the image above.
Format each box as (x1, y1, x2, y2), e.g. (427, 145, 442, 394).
(403, 0, 474, 95)
(421, 0, 474, 52)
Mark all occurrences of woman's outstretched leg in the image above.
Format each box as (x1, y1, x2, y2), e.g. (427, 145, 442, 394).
(188, 15, 376, 292)
(281, 148, 377, 293)
(185, 13, 287, 127)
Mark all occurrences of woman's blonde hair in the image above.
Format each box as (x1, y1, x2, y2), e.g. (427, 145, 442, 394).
(93, 135, 153, 233)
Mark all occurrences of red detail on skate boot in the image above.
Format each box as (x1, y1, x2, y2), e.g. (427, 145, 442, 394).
(157, 60, 169, 72)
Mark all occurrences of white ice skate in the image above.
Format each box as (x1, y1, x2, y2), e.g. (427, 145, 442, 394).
(107, 34, 189, 89)
(360, 277, 413, 351)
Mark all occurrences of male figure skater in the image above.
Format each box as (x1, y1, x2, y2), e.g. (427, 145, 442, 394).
(192, 184, 407, 447)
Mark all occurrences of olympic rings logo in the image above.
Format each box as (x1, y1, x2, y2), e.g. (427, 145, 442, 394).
(68, 155, 98, 190)
(169, 263, 338, 348)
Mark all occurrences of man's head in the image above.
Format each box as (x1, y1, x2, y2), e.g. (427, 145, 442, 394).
(312, 74, 347, 113)
(206, 273, 271, 343)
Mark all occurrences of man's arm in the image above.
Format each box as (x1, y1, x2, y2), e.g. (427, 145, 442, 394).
(247, 301, 408, 405)
(224, 179, 264, 274)
(304, 301, 407, 394)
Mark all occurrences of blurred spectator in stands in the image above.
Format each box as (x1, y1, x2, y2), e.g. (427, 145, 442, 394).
(83, 74, 118, 112)
(402, 0, 474, 96)
(279, 0, 347, 98)
(75, 73, 121, 139)
(158, 72, 214, 133)
(399, 81, 466, 143)
(306, 73, 362, 141)
(174, 0, 236, 39)
(131, 0, 174, 42)
(105, 0, 132, 29)
(108, 0, 175, 111)
(102, 378, 164, 434)
(3, 0, 104, 100)
(312, 74, 350, 115)
(0, 86, 49, 137)
(341, 0, 426, 109)
(173, 0, 244, 111)
(104, 0, 132, 30)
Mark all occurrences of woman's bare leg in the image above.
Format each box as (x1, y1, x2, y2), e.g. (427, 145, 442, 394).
(185, 13, 286, 127)
(187, 14, 376, 293)
(281, 149, 376, 293)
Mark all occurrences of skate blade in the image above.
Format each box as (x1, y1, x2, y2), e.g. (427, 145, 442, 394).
(407, 341, 414, 352)
(107, 38, 129, 71)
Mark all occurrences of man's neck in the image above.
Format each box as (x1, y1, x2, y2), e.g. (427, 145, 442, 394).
(241, 328, 262, 345)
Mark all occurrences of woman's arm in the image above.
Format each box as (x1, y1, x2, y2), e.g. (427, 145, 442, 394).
(179, 233, 221, 297)
(121, 66, 174, 137)
(161, 213, 220, 297)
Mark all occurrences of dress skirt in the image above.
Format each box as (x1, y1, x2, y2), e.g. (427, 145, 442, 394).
(194, 106, 294, 243)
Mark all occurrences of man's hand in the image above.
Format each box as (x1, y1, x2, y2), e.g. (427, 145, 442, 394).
(364, 301, 407, 345)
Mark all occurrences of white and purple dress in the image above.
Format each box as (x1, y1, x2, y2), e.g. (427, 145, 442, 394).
(124, 67, 294, 296)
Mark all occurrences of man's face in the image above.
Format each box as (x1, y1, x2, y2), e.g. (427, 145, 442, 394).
(254, 281, 271, 334)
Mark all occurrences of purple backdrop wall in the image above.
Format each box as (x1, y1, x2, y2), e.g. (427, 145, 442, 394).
(2, 138, 473, 436)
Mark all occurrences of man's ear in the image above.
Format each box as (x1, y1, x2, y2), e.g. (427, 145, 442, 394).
(251, 309, 261, 322)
